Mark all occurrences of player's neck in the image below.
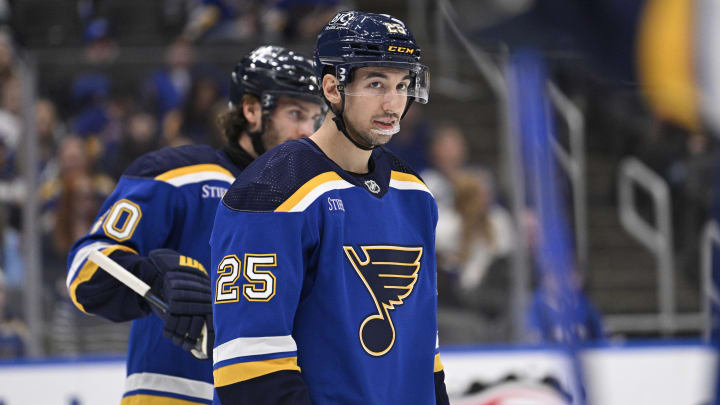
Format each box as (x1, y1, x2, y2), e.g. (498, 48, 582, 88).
(238, 133, 258, 158)
(310, 115, 372, 174)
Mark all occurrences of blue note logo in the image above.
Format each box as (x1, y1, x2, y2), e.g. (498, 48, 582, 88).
(343, 245, 423, 356)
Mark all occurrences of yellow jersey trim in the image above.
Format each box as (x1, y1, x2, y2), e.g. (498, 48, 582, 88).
(390, 170, 425, 186)
(275, 172, 344, 212)
(434, 353, 444, 372)
(154, 164, 233, 182)
(69, 244, 138, 313)
(120, 394, 207, 405)
(213, 356, 300, 387)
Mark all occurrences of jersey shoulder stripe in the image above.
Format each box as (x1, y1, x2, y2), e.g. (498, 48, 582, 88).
(389, 170, 433, 196)
(123, 144, 228, 181)
(275, 172, 353, 212)
(154, 163, 234, 187)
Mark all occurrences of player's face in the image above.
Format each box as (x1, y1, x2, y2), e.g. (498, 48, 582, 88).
(343, 66, 411, 147)
(263, 97, 324, 150)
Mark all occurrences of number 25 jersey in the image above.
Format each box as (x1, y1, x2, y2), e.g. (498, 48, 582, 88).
(210, 138, 444, 405)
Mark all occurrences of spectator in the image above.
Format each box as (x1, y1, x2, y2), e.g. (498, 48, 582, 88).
(36, 99, 65, 178)
(0, 74, 21, 153)
(421, 123, 468, 208)
(0, 269, 27, 358)
(421, 124, 469, 279)
(180, 75, 223, 144)
(53, 173, 102, 258)
(436, 170, 515, 343)
(262, 0, 344, 41)
(82, 18, 118, 66)
(0, 206, 22, 289)
(0, 29, 16, 88)
(525, 269, 605, 344)
(181, 0, 260, 42)
(454, 171, 514, 294)
(142, 39, 195, 119)
(39, 136, 114, 242)
(107, 111, 161, 179)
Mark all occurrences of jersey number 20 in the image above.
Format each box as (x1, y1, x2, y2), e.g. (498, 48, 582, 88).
(216, 254, 277, 303)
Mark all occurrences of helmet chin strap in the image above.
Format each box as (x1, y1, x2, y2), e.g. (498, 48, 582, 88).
(247, 113, 269, 156)
(331, 91, 375, 151)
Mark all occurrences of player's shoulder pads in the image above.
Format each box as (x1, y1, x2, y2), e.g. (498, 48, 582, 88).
(222, 139, 334, 212)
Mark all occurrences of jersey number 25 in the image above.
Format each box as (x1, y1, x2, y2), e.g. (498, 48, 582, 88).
(215, 254, 277, 303)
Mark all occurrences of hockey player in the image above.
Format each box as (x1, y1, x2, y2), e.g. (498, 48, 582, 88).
(65, 45, 324, 404)
(210, 11, 449, 405)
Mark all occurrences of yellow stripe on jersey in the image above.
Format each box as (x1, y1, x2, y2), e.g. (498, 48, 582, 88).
(154, 164, 234, 182)
(275, 172, 344, 212)
(120, 394, 208, 405)
(390, 170, 426, 186)
(69, 244, 138, 313)
(213, 356, 300, 387)
(434, 353, 444, 372)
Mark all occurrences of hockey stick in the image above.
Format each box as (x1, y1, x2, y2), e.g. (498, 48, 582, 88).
(88, 250, 209, 360)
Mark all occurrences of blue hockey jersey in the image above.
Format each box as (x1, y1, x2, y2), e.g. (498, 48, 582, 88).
(66, 144, 247, 404)
(210, 138, 444, 405)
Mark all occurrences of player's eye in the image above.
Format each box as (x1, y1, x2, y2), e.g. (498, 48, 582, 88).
(289, 110, 305, 120)
(397, 82, 409, 91)
(369, 81, 383, 89)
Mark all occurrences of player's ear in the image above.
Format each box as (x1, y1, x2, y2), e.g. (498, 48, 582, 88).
(322, 74, 342, 108)
(241, 96, 262, 131)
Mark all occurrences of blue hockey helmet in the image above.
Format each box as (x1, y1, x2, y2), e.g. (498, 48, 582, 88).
(314, 11, 429, 105)
(229, 45, 325, 154)
(313, 11, 429, 150)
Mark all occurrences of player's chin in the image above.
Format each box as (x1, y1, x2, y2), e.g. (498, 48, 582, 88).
(363, 132, 392, 147)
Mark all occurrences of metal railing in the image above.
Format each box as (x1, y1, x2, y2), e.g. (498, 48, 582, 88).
(432, 0, 592, 340)
(433, 0, 530, 341)
(548, 83, 588, 271)
(701, 220, 720, 340)
(616, 157, 677, 333)
(19, 54, 42, 357)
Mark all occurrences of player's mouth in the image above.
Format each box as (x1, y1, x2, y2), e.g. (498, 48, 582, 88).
(373, 119, 396, 130)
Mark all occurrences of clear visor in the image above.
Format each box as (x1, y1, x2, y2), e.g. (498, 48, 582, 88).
(335, 61, 430, 104)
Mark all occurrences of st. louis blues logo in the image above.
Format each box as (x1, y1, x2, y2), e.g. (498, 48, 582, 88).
(343, 245, 423, 356)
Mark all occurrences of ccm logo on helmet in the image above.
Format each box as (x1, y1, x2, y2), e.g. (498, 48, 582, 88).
(387, 46, 415, 54)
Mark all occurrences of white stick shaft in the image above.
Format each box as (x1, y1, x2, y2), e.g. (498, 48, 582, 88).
(88, 250, 151, 296)
(87, 249, 209, 360)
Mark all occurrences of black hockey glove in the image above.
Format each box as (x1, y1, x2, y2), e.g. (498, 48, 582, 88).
(147, 249, 214, 359)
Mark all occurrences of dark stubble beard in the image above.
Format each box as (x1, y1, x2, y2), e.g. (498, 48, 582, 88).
(343, 111, 387, 148)
(260, 118, 283, 151)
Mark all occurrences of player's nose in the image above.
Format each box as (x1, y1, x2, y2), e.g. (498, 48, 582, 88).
(382, 92, 406, 115)
(297, 119, 314, 138)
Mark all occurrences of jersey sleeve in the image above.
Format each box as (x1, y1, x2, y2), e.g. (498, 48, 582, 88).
(210, 202, 317, 404)
(66, 176, 183, 321)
